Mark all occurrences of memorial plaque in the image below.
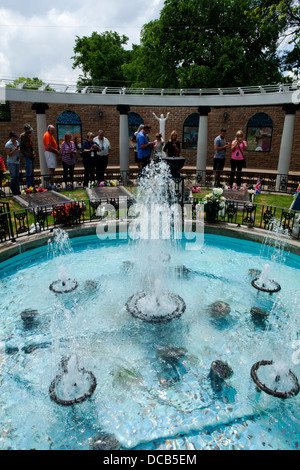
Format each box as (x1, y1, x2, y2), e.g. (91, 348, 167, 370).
(223, 189, 249, 202)
(88, 186, 132, 201)
(14, 191, 72, 212)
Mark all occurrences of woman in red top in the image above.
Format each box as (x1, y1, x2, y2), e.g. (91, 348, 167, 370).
(229, 130, 247, 189)
(43, 125, 59, 188)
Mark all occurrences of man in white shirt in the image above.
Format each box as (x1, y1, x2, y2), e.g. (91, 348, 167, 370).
(94, 130, 111, 183)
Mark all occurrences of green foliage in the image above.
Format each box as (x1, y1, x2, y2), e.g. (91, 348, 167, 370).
(72, 31, 131, 87)
(248, 0, 300, 78)
(71, 0, 297, 89)
(123, 0, 283, 88)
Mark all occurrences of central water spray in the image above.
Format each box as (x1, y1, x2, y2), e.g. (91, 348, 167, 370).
(126, 160, 186, 323)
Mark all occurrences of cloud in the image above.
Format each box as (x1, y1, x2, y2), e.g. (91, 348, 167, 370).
(0, 0, 164, 83)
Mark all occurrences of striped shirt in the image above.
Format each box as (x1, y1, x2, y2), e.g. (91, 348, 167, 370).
(60, 140, 77, 165)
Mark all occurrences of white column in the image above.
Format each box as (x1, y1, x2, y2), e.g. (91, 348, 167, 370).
(276, 104, 299, 190)
(32, 103, 49, 187)
(196, 107, 211, 184)
(117, 105, 130, 184)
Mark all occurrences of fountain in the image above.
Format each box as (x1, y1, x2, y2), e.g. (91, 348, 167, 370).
(49, 355, 97, 406)
(126, 290, 186, 323)
(48, 229, 79, 293)
(251, 360, 299, 399)
(0, 162, 300, 449)
(251, 219, 289, 293)
(126, 160, 186, 323)
(251, 263, 281, 293)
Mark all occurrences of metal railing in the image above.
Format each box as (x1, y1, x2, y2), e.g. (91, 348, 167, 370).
(0, 169, 299, 197)
(0, 198, 299, 244)
(1, 77, 299, 97)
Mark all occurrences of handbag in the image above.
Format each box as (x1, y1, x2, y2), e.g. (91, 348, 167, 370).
(238, 143, 246, 168)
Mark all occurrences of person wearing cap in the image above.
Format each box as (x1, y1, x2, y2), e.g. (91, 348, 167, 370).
(19, 123, 35, 188)
(213, 128, 230, 188)
(43, 125, 60, 188)
(5, 131, 20, 195)
(137, 125, 155, 171)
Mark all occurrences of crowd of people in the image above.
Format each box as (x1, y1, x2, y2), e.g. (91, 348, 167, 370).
(135, 124, 247, 188)
(2, 119, 247, 195)
(2, 124, 111, 193)
(43, 126, 111, 189)
(134, 124, 183, 172)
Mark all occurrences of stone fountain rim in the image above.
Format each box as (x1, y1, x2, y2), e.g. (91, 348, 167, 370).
(49, 368, 97, 406)
(49, 278, 79, 294)
(250, 360, 299, 399)
(126, 290, 186, 323)
(1, 223, 299, 265)
(251, 278, 281, 293)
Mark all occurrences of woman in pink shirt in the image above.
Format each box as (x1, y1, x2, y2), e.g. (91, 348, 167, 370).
(229, 130, 247, 188)
(60, 132, 77, 189)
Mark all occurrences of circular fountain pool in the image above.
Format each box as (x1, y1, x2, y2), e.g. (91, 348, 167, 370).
(0, 229, 299, 450)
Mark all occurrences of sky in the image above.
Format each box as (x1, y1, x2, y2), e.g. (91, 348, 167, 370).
(0, 0, 165, 84)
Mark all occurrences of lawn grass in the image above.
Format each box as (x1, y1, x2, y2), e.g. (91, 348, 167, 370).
(0, 187, 297, 231)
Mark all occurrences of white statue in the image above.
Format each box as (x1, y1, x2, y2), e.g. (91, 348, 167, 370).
(152, 112, 170, 141)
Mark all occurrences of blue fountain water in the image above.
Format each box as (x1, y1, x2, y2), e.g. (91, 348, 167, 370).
(0, 230, 299, 449)
(0, 162, 299, 450)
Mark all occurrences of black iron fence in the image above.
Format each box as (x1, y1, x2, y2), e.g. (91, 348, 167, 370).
(0, 197, 299, 244)
(0, 169, 299, 197)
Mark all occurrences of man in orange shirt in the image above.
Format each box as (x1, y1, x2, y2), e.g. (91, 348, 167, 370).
(43, 124, 60, 187)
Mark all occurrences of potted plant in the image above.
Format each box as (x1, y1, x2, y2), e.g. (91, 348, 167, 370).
(203, 188, 226, 222)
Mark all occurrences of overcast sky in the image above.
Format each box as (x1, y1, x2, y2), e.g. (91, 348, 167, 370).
(0, 0, 165, 84)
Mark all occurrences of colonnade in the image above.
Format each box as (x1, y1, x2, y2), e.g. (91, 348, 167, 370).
(31, 102, 299, 188)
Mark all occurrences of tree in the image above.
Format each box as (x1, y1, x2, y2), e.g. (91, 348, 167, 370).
(123, 0, 284, 88)
(249, 0, 300, 78)
(72, 31, 131, 87)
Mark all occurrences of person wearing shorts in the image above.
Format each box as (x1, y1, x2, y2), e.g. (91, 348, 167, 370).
(43, 125, 59, 187)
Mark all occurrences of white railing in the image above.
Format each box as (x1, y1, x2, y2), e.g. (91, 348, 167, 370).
(1, 77, 299, 97)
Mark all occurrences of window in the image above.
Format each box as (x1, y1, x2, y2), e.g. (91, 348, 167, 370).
(182, 113, 200, 149)
(56, 110, 82, 148)
(128, 112, 144, 149)
(246, 113, 273, 152)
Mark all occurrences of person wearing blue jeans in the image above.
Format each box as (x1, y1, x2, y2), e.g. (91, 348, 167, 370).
(19, 123, 35, 188)
(5, 131, 20, 195)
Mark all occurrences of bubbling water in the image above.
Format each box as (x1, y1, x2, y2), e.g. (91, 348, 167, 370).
(126, 160, 185, 323)
(251, 218, 289, 293)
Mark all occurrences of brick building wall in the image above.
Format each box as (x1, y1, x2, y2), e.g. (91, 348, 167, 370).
(0, 101, 299, 172)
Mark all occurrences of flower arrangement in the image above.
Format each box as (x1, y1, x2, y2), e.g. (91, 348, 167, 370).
(0, 157, 10, 187)
(23, 186, 48, 194)
(98, 180, 117, 187)
(192, 186, 201, 193)
(51, 202, 84, 226)
(203, 188, 226, 221)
